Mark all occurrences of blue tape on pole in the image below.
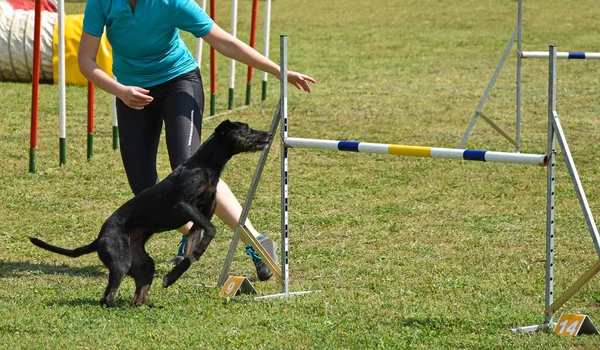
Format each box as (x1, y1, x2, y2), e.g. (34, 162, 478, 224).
(463, 150, 486, 161)
(568, 52, 586, 59)
(338, 141, 360, 152)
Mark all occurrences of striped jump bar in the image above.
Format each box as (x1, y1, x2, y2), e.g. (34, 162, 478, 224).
(520, 51, 600, 59)
(285, 138, 548, 166)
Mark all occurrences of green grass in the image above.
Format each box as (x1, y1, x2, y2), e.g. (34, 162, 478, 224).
(2, 0, 600, 348)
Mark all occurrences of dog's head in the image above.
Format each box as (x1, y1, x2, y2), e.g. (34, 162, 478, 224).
(215, 120, 271, 154)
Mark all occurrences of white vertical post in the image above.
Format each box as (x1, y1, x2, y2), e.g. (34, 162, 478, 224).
(112, 91, 118, 150)
(280, 35, 289, 295)
(261, 0, 272, 101)
(228, 0, 238, 110)
(195, 0, 207, 67)
(58, 0, 66, 165)
(544, 45, 557, 323)
(515, 0, 523, 152)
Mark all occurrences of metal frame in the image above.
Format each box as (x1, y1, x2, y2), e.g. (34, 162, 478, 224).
(218, 35, 314, 299)
(512, 46, 600, 333)
(218, 39, 600, 325)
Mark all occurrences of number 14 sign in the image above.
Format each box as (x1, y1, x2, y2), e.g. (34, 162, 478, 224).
(554, 314, 598, 336)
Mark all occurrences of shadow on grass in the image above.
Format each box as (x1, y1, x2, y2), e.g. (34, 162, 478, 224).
(0, 260, 105, 278)
(48, 297, 165, 309)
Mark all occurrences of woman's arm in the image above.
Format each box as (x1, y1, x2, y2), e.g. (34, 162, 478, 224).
(202, 23, 316, 92)
(78, 32, 153, 110)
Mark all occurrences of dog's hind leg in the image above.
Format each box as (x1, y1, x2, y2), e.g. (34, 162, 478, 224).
(129, 231, 155, 306)
(97, 234, 131, 307)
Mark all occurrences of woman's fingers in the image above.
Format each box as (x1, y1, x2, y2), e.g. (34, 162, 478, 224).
(288, 71, 316, 92)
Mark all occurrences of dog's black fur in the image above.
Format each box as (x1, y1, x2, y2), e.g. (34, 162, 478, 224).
(30, 120, 270, 307)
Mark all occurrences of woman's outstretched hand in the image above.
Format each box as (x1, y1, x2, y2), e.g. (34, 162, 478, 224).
(287, 71, 317, 92)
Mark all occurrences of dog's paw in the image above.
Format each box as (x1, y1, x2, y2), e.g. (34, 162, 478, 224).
(162, 275, 172, 288)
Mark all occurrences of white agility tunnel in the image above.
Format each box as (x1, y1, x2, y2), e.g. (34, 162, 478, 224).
(0, 1, 55, 82)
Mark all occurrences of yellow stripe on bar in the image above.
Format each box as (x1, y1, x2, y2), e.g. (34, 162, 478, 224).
(388, 145, 432, 157)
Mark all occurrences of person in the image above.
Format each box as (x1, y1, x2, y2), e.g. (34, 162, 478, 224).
(77, 0, 316, 281)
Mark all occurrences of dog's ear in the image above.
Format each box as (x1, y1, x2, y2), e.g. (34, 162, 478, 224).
(216, 119, 233, 135)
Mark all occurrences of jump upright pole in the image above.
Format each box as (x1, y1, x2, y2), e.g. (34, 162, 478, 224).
(217, 36, 312, 299)
(512, 46, 600, 333)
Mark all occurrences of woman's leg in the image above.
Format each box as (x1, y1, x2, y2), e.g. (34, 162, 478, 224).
(115, 98, 163, 195)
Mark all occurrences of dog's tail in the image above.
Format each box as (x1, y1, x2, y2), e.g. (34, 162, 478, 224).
(29, 237, 98, 258)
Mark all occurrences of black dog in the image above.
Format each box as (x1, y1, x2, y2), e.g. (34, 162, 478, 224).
(30, 120, 270, 307)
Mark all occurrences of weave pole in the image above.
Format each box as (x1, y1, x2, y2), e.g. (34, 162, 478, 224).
(227, 0, 238, 110)
(245, 0, 259, 105)
(57, 0, 66, 165)
(194, 0, 207, 67)
(261, 0, 272, 101)
(209, 0, 216, 116)
(87, 82, 95, 159)
(29, 0, 43, 173)
(112, 93, 118, 150)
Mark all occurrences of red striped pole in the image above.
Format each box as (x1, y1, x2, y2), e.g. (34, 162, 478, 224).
(245, 0, 258, 105)
(209, 0, 216, 116)
(87, 82, 95, 159)
(29, 0, 43, 173)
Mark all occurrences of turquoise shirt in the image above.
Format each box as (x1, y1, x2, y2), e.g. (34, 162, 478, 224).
(83, 0, 214, 87)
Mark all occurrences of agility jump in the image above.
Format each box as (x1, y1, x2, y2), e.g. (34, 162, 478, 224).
(460, 0, 600, 153)
(219, 39, 600, 330)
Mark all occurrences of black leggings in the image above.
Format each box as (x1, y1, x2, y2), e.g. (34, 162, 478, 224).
(116, 68, 204, 195)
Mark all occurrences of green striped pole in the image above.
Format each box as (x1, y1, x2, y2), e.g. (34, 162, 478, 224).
(209, 0, 216, 116)
(245, 0, 258, 105)
(58, 0, 66, 165)
(29, 0, 42, 173)
(87, 82, 94, 159)
(261, 0, 271, 101)
(112, 94, 119, 150)
(228, 0, 238, 110)
(29, 148, 37, 173)
(59, 138, 66, 164)
(113, 126, 119, 150)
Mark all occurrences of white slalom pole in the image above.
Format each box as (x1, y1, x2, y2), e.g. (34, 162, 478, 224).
(228, 0, 238, 110)
(195, 0, 207, 67)
(112, 90, 118, 150)
(58, 0, 66, 165)
(261, 0, 271, 101)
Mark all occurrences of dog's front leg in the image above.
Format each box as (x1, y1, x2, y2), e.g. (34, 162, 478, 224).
(163, 204, 215, 288)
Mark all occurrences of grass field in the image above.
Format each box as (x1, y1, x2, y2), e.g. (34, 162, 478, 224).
(2, 0, 600, 348)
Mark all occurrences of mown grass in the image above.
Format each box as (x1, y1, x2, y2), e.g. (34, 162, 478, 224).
(2, 0, 600, 348)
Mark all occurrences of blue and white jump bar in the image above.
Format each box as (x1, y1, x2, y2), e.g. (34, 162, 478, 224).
(520, 51, 600, 59)
(285, 138, 548, 166)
